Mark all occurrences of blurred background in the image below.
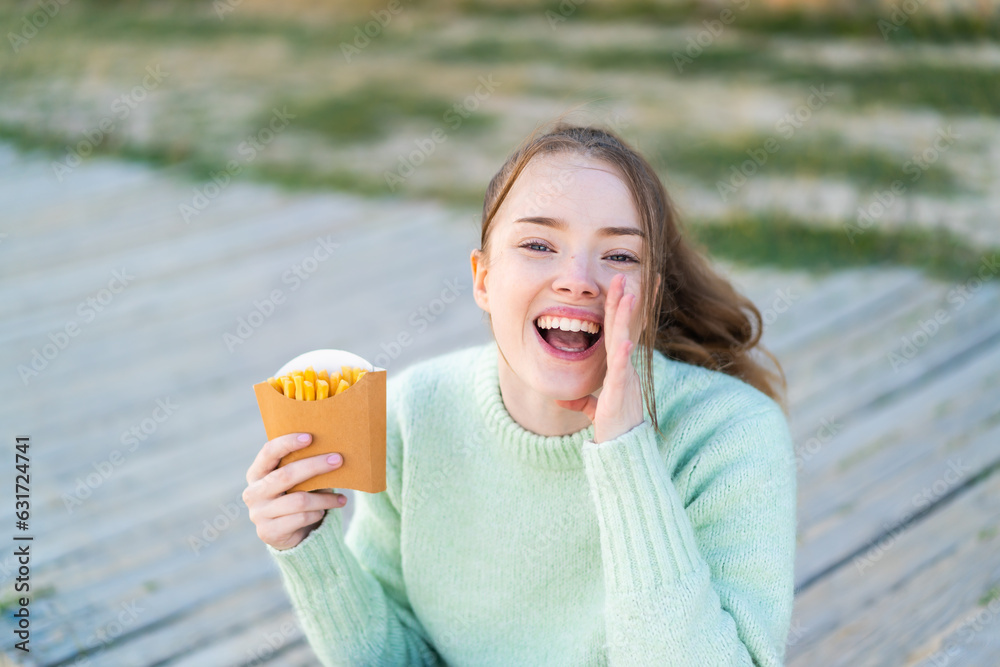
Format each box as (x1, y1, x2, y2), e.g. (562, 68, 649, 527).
(1, 0, 999, 665)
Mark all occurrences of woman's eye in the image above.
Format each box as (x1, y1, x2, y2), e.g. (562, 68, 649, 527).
(607, 253, 639, 264)
(519, 242, 638, 263)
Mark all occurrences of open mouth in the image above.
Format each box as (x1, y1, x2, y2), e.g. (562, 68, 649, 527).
(533, 317, 603, 357)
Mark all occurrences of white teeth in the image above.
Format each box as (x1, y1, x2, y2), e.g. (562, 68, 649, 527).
(535, 315, 600, 334)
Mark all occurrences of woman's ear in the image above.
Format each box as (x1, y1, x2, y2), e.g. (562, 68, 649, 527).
(470, 248, 490, 313)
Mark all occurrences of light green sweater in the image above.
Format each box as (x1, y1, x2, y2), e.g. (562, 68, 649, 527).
(265, 340, 798, 666)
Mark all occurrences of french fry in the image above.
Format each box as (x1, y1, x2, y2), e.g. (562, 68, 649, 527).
(269, 365, 370, 399)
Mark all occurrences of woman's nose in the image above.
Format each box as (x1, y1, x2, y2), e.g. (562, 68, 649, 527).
(551, 255, 600, 297)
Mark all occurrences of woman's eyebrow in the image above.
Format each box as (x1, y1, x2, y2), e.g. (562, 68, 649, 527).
(514, 216, 645, 239)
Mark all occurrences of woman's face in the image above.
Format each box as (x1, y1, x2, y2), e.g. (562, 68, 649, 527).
(471, 151, 656, 402)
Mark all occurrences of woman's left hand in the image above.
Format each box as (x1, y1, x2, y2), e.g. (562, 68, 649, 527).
(555, 273, 645, 444)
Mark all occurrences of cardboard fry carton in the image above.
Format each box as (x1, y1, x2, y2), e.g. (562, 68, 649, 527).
(253, 349, 386, 494)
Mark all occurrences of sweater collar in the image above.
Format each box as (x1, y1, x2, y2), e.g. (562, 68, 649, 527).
(474, 340, 663, 471)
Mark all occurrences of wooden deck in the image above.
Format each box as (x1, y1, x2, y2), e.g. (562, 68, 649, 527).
(1, 141, 998, 666)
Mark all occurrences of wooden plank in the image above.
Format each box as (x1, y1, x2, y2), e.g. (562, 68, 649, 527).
(159, 603, 307, 666)
(779, 274, 943, 397)
(26, 530, 276, 665)
(793, 337, 1000, 586)
(711, 261, 825, 315)
(4, 163, 163, 230)
(84, 577, 292, 665)
(263, 641, 322, 666)
(0, 195, 461, 337)
(0, 217, 475, 429)
(785, 282, 1000, 434)
(6, 178, 379, 272)
(769, 268, 925, 356)
(739, 267, 908, 351)
(788, 286, 1000, 442)
(789, 468, 1000, 666)
(2, 184, 282, 277)
(0, 202, 453, 367)
(0, 194, 380, 314)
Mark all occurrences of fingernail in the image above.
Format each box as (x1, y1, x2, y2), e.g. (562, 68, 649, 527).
(297, 434, 311, 443)
(327, 454, 342, 466)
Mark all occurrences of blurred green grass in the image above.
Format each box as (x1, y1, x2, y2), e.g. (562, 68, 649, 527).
(653, 132, 961, 194)
(278, 83, 498, 144)
(689, 215, 997, 284)
(1, 0, 997, 280)
(430, 41, 1000, 116)
(455, 0, 1000, 41)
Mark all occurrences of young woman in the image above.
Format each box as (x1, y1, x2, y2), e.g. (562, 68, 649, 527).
(244, 122, 797, 666)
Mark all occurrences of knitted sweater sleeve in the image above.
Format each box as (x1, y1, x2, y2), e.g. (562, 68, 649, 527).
(263, 382, 442, 667)
(581, 406, 797, 666)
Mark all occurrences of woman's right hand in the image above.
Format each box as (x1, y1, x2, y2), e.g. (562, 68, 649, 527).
(244, 432, 347, 551)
